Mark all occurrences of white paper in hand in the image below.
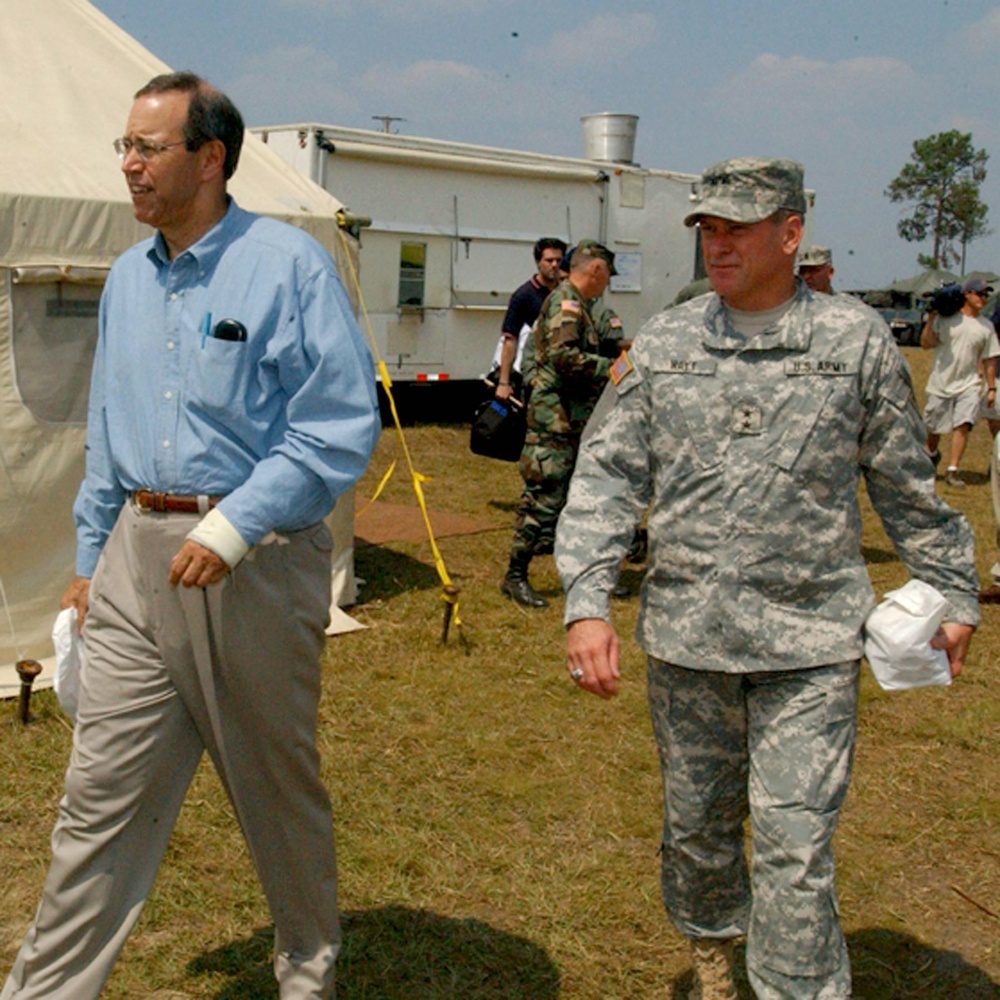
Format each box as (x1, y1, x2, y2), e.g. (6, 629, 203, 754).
(863, 579, 952, 691)
(52, 607, 86, 721)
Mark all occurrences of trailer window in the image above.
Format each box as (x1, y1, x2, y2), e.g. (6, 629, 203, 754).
(398, 242, 427, 308)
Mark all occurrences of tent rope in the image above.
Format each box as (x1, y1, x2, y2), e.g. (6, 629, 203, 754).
(336, 223, 464, 646)
(0, 572, 26, 666)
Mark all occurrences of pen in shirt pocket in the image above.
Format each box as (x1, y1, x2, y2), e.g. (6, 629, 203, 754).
(201, 312, 212, 349)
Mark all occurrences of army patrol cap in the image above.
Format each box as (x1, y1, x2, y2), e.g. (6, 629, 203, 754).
(684, 158, 807, 227)
(573, 239, 618, 275)
(799, 245, 832, 267)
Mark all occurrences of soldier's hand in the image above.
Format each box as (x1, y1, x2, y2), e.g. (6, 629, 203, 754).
(930, 621, 975, 678)
(567, 618, 620, 699)
(168, 541, 229, 589)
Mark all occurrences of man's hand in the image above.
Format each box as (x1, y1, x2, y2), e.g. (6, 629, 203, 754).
(60, 577, 91, 631)
(930, 621, 975, 678)
(566, 618, 621, 699)
(495, 382, 514, 402)
(168, 541, 229, 589)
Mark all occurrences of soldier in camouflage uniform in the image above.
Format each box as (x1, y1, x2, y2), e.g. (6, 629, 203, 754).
(501, 240, 619, 608)
(555, 159, 979, 1000)
(796, 245, 836, 295)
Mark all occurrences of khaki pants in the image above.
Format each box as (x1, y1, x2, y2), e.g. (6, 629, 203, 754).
(3, 504, 339, 999)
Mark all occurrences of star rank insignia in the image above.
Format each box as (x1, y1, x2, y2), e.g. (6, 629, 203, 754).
(731, 401, 762, 434)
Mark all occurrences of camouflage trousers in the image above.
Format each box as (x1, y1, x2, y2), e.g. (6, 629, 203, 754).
(510, 432, 580, 558)
(647, 658, 859, 1000)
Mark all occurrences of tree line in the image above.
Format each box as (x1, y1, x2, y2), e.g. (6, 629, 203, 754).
(885, 129, 990, 273)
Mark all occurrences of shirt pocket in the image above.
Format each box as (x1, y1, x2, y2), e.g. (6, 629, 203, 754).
(769, 366, 860, 485)
(649, 362, 726, 472)
(191, 336, 250, 415)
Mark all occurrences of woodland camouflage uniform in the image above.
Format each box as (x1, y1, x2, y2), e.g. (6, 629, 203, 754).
(511, 279, 614, 558)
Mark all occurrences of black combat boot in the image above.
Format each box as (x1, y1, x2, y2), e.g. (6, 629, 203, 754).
(501, 554, 549, 608)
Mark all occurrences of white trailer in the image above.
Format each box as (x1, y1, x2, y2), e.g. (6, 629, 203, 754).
(252, 117, 813, 391)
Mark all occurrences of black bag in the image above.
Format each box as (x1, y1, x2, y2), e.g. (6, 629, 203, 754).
(470, 395, 527, 462)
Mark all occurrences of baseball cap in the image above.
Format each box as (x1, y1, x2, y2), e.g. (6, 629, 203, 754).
(798, 245, 832, 267)
(963, 277, 993, 295)
(574, 239, 617, 276)
(684, 158, 806, 227)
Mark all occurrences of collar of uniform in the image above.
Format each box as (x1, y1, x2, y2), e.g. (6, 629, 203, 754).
(560, 276, 594, 305)
(701, 280, 812, 353)
(146, 197, 244, 271)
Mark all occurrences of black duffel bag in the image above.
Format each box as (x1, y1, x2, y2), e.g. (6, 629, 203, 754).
(470, 387, 527, 462)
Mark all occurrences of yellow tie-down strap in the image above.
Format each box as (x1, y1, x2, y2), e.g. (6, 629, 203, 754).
(337, 227, 463, 644)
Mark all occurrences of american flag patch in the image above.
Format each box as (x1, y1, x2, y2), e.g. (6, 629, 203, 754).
(560, 299, 581, 314)
(609, 350, 633, 385)
(609, 315, 623, 329)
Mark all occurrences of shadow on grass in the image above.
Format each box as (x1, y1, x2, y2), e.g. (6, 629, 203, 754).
(861, 544, 900, 565)
(354, 544, 442, 602)
(487, 498, 519, 514)
(848, 928, 999, 999)
(665, 930, 999, 1000)
(188, 906, 560, 999)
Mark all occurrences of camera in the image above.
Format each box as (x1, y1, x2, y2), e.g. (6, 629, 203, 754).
(925, 283, 966, 317)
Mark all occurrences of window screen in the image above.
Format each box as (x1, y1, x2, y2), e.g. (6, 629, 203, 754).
(11, 277, 102, 424)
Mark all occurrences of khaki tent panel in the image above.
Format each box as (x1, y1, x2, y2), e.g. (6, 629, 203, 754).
(0, 0, 364, 695)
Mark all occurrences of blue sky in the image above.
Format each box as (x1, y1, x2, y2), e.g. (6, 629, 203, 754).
(92, 0, 1000, 291)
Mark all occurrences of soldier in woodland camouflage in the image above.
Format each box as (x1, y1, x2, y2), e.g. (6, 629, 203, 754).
(556, 159, 979, 1000)
(501, 240, 620, 608)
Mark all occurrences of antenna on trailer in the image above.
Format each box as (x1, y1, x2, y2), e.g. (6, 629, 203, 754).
(371, 115, 406, 134)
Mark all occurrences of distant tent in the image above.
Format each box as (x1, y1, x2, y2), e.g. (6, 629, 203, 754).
(0, 0, 364, 697)
(887, 269, 960, 297)
(961, 270, 1000, 287)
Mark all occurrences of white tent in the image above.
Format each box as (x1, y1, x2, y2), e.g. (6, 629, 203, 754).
(1, 0, 363, 698)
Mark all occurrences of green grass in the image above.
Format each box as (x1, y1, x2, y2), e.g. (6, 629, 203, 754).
(2, 347, 998, 998)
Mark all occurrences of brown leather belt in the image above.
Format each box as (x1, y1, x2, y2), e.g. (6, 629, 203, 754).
(132, 490, 224, 514)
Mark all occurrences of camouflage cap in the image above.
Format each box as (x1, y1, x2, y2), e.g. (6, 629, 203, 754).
(573, 238, 618, 275)
(798, 245, 832, 267)
(684, 157, 806, 227)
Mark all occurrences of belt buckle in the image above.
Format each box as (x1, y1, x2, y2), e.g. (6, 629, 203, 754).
(132, 489, 153, 514)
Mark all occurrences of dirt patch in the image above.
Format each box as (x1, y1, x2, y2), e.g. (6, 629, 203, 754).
(354, 500, 497, 546)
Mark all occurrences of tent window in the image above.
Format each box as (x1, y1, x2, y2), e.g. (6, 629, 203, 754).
(398, 242, 426, 308)
(11, 282, 101, 424)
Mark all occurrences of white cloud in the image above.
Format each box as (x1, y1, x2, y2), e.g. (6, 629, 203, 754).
(226, 46, 361, 125)
(360, 59, 487, 101)
(273, 0, 351, 10)
(532, 13, 659, 71)
(274, 0, 500, 12)
(724, 53, 919, 118)
(958, 7, 1000, 53)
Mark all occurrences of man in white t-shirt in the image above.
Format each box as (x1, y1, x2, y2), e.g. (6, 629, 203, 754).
(921, 277, 999, 488)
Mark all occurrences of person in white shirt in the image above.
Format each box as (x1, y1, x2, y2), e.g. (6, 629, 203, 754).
(920, 277, 999, 488)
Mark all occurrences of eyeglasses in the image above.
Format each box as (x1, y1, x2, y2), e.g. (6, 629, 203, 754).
(113, 136, 187, 162)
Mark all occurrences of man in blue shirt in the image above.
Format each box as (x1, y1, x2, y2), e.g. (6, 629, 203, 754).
(1, 73, 379, 1000)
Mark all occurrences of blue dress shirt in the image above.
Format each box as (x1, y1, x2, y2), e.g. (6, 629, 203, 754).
(74, 201, 379, 577)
